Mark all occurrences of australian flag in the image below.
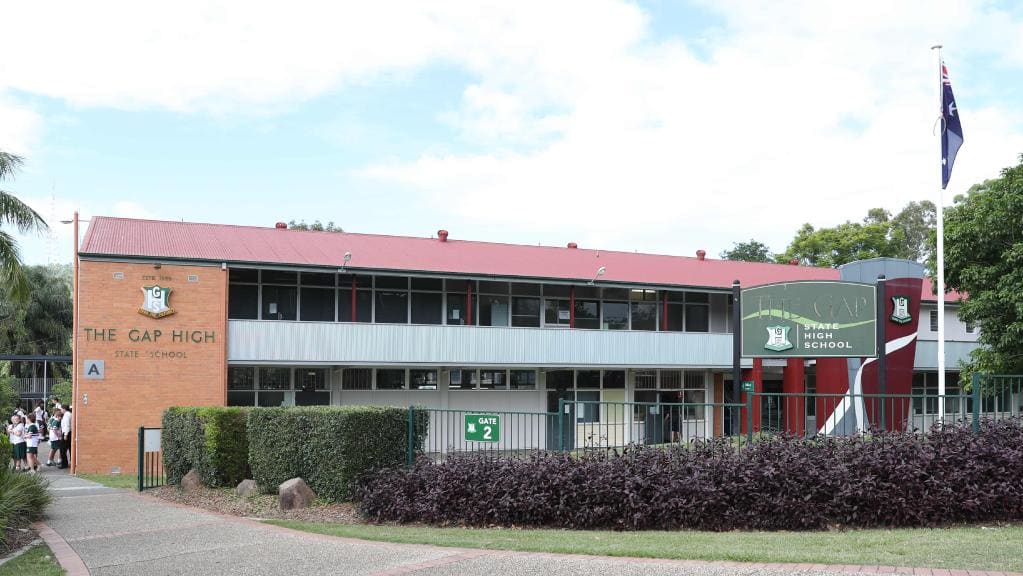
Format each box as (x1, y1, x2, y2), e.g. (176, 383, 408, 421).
(941, 60, 963, 189)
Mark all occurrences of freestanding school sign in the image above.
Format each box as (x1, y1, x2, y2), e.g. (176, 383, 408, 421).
(741, 281, 877, 358)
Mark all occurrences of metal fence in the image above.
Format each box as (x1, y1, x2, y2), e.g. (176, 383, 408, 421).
(137, 426, 165, 491)
(12, 378, 57, 397)
(412, 407, 558, 463)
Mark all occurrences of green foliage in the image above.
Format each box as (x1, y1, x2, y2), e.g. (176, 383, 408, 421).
(0, 265, 72, 383)
(287, 219, 343, 232)
(162, 407, 249, 487)
(0, 376, 18, 416)
(719, 240, 775, 263)
(0, 151, 49, 303)
(0, 463, 51, 547)
(248, 406, 428, 502)
(779, 201, 935, 268)
(49, 379, 71, 409)
(944, 155, 1023, 378)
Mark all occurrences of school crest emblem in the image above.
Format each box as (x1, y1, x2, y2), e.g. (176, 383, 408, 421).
(764, 325, 793, 352)
(890, 295, 911, 324)
(139, 285, 175, 319)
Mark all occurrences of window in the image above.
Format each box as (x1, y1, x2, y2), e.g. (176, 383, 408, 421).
(574, 300, 600, 329)
(603, 370, 625, 389)
(965, 320, 975, 334)
(929, 310, 938, 332)
(685, 292, 710, 332)
(683, 371, 706, 419)
(631, 302, 657, 331)
(228, 284, 258, 319)
(342, 368, 372, 390)
(295, 368, 330, 405)
(411, 292, 443, 325)
(510, 370, 536, 390)
(576, 370, 601, 389)
(603, 301, 629, 330)
(544, 299, 571, 326)
(376, 369, 406, 390)
(339, 289, 372, 323)
(660, 370, 682, 389)
(446, 279, 470, 325)
(257, 367, 290, 407)
(450, 369, 478, 390)
(477, 295, 509, 326)
(511, 282, 541, 296)
(634, 370, 657, 389)
(227, 367, 255, 406)
(546, 370, 574, 390)
(375, 291, 408, 323)
(262, 285, 297, 321)
(300, 287, 335, 321)
(479, 369, 507, 390)
(409, 369, 439, 390)
(511, 297, 541, 327)
(301, 272, 335, 286)
(665, 292, 684, 332)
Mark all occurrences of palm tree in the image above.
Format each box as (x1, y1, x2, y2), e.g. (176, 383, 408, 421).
(0, 151, 48, 302)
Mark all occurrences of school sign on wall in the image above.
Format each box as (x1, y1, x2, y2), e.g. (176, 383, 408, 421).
(741, 281, 877, 358)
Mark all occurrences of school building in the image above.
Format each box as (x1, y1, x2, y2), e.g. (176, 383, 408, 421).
(71, 217, 977, 474)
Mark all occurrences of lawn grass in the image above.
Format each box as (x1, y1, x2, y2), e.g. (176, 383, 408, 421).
(0, 543, 65, 576)
(265, 521, 1023, 572)
(74, 473, 137, 490)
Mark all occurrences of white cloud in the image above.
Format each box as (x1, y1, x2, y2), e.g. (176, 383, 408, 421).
(0, 96, 42, 154)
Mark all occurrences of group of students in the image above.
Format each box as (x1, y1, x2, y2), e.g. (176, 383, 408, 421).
(7, 399, 71, 473)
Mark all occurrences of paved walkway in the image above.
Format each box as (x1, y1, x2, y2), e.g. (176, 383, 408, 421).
(35, 467, 1019, 576)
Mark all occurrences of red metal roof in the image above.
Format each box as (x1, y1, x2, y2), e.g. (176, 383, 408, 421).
(80, 217, 960, 300)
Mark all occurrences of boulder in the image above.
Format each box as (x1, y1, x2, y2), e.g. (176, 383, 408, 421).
(236, 479, 259, 498)
(180, 469, 202, 492)
(278, 477, 316, 510)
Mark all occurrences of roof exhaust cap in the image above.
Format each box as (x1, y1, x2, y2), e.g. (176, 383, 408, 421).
(275, 222, 288, 229)
(567, 242, 578, 249)
(438, 229, 449, 242)
(696, 249, 706, 261)
(789, 259, 799, 266)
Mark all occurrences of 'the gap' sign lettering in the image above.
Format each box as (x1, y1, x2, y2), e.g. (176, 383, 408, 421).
(464, 414, 500, 443)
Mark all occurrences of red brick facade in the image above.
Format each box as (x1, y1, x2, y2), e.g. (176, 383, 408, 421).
(74, 260, 228, 474)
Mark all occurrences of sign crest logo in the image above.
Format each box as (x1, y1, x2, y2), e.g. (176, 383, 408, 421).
(139, 285, 175, 319)
(764, 325, 793, 352)
(890, 295, 912, 324)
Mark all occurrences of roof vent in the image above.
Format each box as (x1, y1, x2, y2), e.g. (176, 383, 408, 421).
(437, 229, 449, 242)
(789, 259, 799, 266)
(696, 249, 706, 261)
(567, 242, 578, 249)
(275, 222, 287, 229)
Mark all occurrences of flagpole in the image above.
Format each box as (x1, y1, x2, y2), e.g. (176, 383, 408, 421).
(931, 44, 946, 421)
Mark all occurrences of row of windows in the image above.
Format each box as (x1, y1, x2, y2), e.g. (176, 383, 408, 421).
(228, 270, 723, 332)
(928, 310, 975, 333)
(227, 367, 330, 407)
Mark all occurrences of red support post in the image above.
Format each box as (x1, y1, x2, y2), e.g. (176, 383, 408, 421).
(569, 286, 575, 328)
(783, 358, 806, 436)
(351, 276, 357, 322)
(740, 358, 764, 435)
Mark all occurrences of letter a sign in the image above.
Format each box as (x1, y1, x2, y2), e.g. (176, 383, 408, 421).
(83, 360, 105, 380)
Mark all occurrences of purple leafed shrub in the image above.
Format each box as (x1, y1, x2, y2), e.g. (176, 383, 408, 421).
(354, 419, 1023, 530)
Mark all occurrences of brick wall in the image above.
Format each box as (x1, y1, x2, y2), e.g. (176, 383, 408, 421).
(75, 260, 227, 474)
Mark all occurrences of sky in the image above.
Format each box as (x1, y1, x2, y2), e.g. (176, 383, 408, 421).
(2, 0, 1022, 266)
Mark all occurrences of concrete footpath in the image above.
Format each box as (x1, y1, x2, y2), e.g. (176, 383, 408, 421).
(35, 468, 1017, 576)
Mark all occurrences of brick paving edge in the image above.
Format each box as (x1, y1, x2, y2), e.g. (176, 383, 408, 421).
(33, 521, 90, 576)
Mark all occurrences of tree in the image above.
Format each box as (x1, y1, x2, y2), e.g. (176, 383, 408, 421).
(0, 265, 72, 379)
(0, 151, 48, 302)
(889, 200, 936, 262)
(943, 155, 1023, 379)
(720, 240, 774, 263)
(287, 219, 343, 232)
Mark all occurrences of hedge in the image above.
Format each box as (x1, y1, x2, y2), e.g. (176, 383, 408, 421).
(247, 406, 428, 502)
(355, 418, 1023, 530)
(162, 407, 249, 487)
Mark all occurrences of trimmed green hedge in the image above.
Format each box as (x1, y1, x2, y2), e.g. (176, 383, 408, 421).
(248, 406, 428, 502)
(162, 407, 249, 487)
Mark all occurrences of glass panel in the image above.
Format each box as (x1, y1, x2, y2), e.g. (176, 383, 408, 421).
(574, 300, 599, 329)
(376, 369, 406, 390)
(228, 367, 255, 390)
(296, 368, 329, 391)
(411, 292, 443, 325)
(545, 299, 570, 326)
(262, 270, 297, 285)
(666, 303, 684, 332)
(341, 274, 371, 288)
(542, 284, 570, 298)
(411, 277, 443, 291)
(480, 369, 507, 390)
(685, 304, 709, 332)
(603, 370, 625, 389)
(660, 370, 683, 389)
(511, 297, 541, 328)
(259, 367, 291, 390)
(228, 284, 258, 320)
(257, 392, 286, 407)
(574, 286, 599, 299)
(262, 286, 297, 320)
(450, 369, 478, 390)
(447, 292, 468, 325)
(477, 295, 509, 326)
(576, 370, 601, 389)
(227, 392, 255, 406)
(684, 371, 705, 389)
(510, 370, 536, 390)
(342, 368, 372, 390)
(375, 291, 409, 324)
(546, 370, 574, 390)
(685, 292, 709, 303)
(300, 287, 335, 321)
(603, 302, 629, 330)
(445, 279, 469, 292)
(375, 276, 409, 290)
(576, 391, 600, 423)
(631, 289, 658, 301)
(601, 288, 629, 300)
(340, 290, 374, 322)
(631, 302, 657, 331)
(665, 291, 685, 303)
(511, 282, 540, 296)
(410, 369, 439, 390)
(295, 390, 330, 406)
(478, 281, 510, 294)
(229, 268, 258, 283)
(634, 370, 657, 389)
(301, 272, 335, 287)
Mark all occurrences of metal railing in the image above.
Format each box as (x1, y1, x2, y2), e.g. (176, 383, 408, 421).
(559, 400, 748, 451)
(137, 427, 165, 491)
(410, 407, 557, 463)
(12, 378, 57, 397)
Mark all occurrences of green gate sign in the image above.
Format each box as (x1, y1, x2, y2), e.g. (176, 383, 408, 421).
(464, 414, 500, 443)
(741, 281, 876, 358)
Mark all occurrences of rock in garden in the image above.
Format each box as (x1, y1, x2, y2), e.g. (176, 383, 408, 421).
(180, 469, 202, 492)
(278, 477, 316, 510)
(236, 479, 258, 498)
